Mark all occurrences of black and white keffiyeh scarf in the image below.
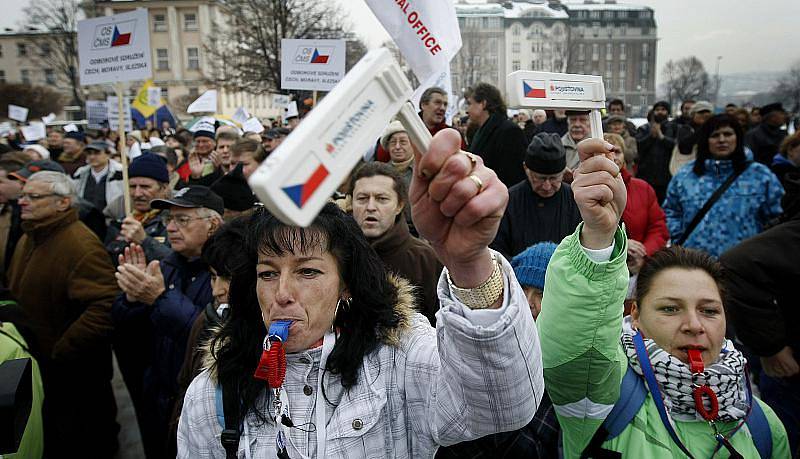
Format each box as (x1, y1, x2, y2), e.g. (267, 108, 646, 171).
(621, 317, 750, 422)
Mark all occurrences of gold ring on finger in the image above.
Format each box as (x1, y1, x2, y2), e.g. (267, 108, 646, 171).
(467, 174, 484, 193)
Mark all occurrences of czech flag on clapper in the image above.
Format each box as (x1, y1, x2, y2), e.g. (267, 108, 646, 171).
(523, 80, 546, 98)
(282, 157, 329, 208)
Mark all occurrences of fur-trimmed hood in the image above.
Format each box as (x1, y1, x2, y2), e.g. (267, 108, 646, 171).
(201, 273, 419, 382)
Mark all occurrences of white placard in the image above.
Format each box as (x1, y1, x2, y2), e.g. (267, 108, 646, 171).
(86, 100, 108, 129)
(42, 113, 57, 124)
(243, 117, 265, 134)
(284, 101, 299, 119)
(106, 96, 133, 131)
(147, 87, 161, 106)
(21, 122, 46, 141)
(8, 105, 29, 122)
(280, 39, 346, 91)
(187, 90, 217, 113)
(63, 123, 79, 132)
(272, 94, 291, 108)
(0, 122, 13, 136)
(232, 106, 250, 125)
(365, 0, 461, 83)
(78, 9, 152, 85)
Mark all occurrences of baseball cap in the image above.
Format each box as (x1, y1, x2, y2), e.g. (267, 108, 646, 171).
(150, 185, 225, 216)
(10, 160, 66, 182)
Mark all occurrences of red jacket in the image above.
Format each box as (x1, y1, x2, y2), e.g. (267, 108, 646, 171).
(374, 116, 466, 162)
(621, 168, 669, 256)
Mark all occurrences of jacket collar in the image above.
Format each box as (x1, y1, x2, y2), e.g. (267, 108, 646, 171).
(702, 158, 735, 176)
(620, 167, 632, 185)
(470, 112, 505, 153)
(20, 208, 79, 244)
(368, 217, 410, 255)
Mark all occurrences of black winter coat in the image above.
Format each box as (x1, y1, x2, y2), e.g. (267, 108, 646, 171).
(635, 121, 678, 202)
(468, 113, 528, 188)
(745, 123, 788, 165)
(720, 212, 800, 357)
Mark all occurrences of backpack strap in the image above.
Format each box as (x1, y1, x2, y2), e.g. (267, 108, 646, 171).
(581, 365, 647, 458)
(215, 382, 241, 459)
(745, 399, 773, 459)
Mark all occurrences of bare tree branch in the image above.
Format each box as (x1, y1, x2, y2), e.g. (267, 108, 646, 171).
(661, 56, 713, 109)
(21, 0, 83, 116)
(772, 61, 800, 114)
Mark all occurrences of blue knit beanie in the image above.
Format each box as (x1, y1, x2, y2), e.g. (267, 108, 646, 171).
(511, 242, 558, 290)
(129, 153, 169, 183)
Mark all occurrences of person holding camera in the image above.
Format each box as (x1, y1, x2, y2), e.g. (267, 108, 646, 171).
(635, 101, 678, 203)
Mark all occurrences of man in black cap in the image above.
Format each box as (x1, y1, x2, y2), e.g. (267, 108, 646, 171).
(746, 102, 788, 165)
(210, 163, 257, 219)
(491, 133, 582, 259)
(261, 127, 290, 155)
(635, 100, 679, 202)
(57, 130, 87, 175)
(112, 185, 223, 458)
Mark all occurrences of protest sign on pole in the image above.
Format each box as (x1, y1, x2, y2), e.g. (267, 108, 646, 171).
(42, 113, 57, 124)
(272, 94, 291, 109)
(243, 117, 265, 134)
(78, 8, 151, 216)
(187, 90, 217, 113)
(0, 122, 12, 136)
(8, 105, 29, 122)
(106, 95, 133, 132)
(232, 107, 250, 125)
(77, 9, 152, 86)
(280, 39, 346, 91)
(86, 100, 109, 129)
(364, 0, 461, 83)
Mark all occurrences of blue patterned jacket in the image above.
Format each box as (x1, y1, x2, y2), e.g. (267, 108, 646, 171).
(663, 158, 784, 257)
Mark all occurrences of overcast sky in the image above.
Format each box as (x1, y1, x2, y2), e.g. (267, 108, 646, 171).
(3, 0, 798, 82)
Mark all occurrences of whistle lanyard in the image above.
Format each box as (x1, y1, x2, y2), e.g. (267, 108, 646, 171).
(633, 332, 750, 459)
(254, 320, 335, 458)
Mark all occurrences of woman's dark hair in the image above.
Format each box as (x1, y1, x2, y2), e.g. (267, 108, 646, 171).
(210, 203, 401, 423)
(693, 114, 748, 176)
(201, 216, 249, 278)
(464, 83, 507, 116)
(636, 246, 726, 306)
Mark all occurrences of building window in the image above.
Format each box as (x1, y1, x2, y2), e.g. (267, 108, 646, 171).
(640, 78, 648, 91)
(40, 42, 51, 57)
(619, 78, 626, 91)
(619, 60, 627, 75)
(606, 61, 613, 74)
(20, 69, 30, 84)
(619, 43, 626, 60)
(17, 42, 26, 56)
(160, 87, 169, 100)
(45, 68, 56, 85)
(156, 48, 169, 70)
(512, 60, 520, 71)
(606, 43, 613, 59)
(641, 60, 648, 77)
(578, 43, 585, 60)
(187, 47, 200, 70)
(592, 44, 599, 61)
(513, 25, 520, 36)
(0, 70, 5, 84)
(184, 13, 198, 31)
(592, 22, 600, 37)
(642, 43, 649, 58)
(620, 23, 627, 36)
(153, 14, 167, 32)
(0, 44, 3, 58)
(512, 42, 520, 53)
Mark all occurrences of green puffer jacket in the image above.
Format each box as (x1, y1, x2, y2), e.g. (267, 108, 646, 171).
(537, 225, 790, 459)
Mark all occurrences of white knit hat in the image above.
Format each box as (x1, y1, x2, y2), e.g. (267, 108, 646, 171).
(380, 120, 407, 150)
(23, 144, 50, 160)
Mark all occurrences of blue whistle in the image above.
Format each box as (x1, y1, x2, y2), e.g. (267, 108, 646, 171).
(268, 320, 293, 342)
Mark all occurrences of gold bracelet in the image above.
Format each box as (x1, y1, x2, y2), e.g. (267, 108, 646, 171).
(447, 254, 504, 309)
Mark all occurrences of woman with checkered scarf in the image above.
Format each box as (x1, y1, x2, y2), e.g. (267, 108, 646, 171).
(538, 138, 790, 458)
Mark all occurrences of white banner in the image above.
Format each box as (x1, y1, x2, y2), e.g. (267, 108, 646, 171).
(63, 123, 79, 133)
(187, 90, 217, 113)
(86, 100, 109, 129)
(8, 104, 29, 122)
(106, 96, 133, 131)
(272, 94, 291, 108)
(243, 117, 265, 134)
(78, 8, 152, 85)
(280, 39, 346, 91)
(232, 106, 250, 125)
(147, 87, 162, 106)
(365, 0, 461, 83)
(42, 113, 57, 124)
(411, 65, 456, 123)
(20, 122, 46, 141)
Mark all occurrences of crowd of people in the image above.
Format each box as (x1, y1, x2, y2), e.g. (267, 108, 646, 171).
(0, 80, 797, 458)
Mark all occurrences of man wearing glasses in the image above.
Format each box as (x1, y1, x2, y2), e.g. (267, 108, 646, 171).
(491, 133, 582, 259)
(112, 185, 223, 458)
(8, 169, 119, 456)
